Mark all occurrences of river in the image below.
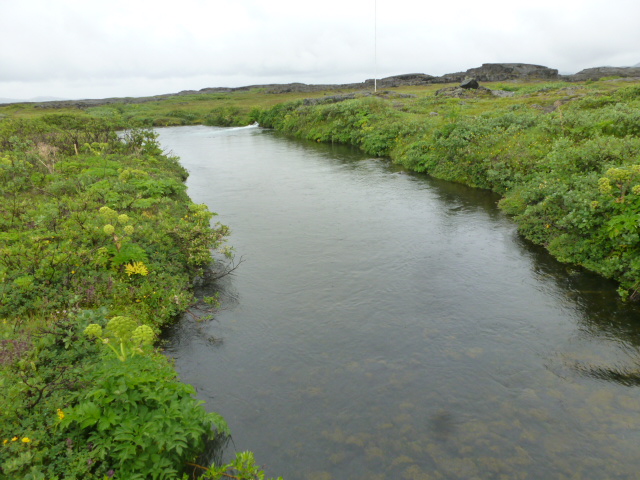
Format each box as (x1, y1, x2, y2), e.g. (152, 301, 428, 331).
(157, 125, 640, 480)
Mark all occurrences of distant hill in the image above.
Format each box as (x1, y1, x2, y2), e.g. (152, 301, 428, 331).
(3, 62, 640, 108)
(568, 65, 640, 81)
(0, 96, 67, 104)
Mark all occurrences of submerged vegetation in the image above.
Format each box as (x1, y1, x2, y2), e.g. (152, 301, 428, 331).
(0, 115, 279, 479)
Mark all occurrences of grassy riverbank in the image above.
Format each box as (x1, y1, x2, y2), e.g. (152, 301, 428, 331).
(0, 116, 278, 479)
(252, 80, 640, 300)
(2, 76, 640, 475)
(4, 79, 640, 299)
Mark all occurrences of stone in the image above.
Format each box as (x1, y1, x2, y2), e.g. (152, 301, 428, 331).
(491, 89, 515, 98)
(460, 78, 479, 89)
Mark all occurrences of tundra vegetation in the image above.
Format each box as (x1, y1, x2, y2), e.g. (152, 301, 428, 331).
(2, 77, 640, 478)
(0, 115, 280, 479)
(251, 81, 640, 300)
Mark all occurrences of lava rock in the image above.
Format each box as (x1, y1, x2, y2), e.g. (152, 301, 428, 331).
(566, 66, 640, 81)
(460, 78, 479, 89)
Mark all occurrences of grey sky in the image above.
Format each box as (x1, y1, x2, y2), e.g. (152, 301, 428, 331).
(2, 0, 639, 100)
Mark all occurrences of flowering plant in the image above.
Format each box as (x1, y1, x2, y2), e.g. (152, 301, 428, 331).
(85, 316, 155, 361)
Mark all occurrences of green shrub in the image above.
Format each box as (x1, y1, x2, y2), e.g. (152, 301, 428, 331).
(204, 106, 243, 126)
(0, 116, 247, 479)
(255, 82, 640, 299)
(61, 319, 229, 480)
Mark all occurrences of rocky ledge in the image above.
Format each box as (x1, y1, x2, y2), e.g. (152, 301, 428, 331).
(565, 66, 640, 81)
(435, 63, 559, 83)
(13, 62, 640, 109)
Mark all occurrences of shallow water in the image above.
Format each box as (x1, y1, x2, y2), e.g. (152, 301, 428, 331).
(158, 125, 640, 480)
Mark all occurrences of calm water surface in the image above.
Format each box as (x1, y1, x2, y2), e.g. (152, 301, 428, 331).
(157, 125, 640, 480)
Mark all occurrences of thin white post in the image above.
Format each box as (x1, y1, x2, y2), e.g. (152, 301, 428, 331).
(374, 0, 377, 92)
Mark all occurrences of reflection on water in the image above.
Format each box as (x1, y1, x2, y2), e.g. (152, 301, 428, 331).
(158, 126, 640, 479)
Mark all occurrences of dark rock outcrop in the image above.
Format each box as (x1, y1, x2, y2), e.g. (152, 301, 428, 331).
(12, 62, 640, 110)
(460, 78, 479, 89)
(365, 73, 435, 87)
(565, 66, 640, 81)
(465, 63, 559, 82)
(432, 63, 558, 83)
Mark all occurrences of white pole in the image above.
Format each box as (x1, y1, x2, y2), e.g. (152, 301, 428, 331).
(374, 0, 377, 92)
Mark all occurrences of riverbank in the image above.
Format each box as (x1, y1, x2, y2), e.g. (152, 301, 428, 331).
(5, 77, 640, 297)
(4, 78, 640, 296)
(4, 78, 640, 475)
(0, 116, 277, 479)
(156, 124, 640, 479)
(251, 80, 640, 300)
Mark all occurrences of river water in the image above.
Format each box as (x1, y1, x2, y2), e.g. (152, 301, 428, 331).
(157, 125, 640, 480)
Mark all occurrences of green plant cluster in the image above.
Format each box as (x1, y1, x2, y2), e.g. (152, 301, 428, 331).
(198, 451, 282, 480)
(0, 115, 229, 325)
(254, 83, 640, 299)
(72, 93, 277, 128)
(4, 78, 640, 477)
(0, 115, 276, 479)
(64, 318, 230, 480)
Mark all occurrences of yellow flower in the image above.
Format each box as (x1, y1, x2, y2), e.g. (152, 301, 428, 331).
(3, 439, 8, 445)
(21, 437, 31, 443)
(124, 261, 149, 276)
(11, 437, 17, 442)
(57, 409, 65, 421)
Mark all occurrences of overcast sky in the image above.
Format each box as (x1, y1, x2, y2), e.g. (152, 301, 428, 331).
(2, 0, 639, 100)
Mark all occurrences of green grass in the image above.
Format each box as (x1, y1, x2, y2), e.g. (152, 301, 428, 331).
(0, 117, 279, 479)
(3, 78, 640, 301)
(250, 80, 640, 299)
(3, 77, 640, 477)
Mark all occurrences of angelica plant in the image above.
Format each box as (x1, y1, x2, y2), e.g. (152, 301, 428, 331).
(200, 451, 283, 480)
(85, 316, 155, 361)
(96, 205, 150, 274)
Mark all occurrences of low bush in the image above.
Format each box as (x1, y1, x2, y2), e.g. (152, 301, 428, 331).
(0, 115, 279, 479)
(254, 82, 640, 299)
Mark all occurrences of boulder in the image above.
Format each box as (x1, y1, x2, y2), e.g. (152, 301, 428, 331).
(490, 89, 515, 98)
(460, 78, 479, 89)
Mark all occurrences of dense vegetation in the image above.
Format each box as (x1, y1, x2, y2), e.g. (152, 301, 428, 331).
(3, 76, 640, 477)
(252, 81, 640, 300)
(0, 115, 279, 479)
(0, 88, 335, 128)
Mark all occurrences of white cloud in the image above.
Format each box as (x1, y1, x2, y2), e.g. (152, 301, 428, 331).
(1, 0, 639, 99)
